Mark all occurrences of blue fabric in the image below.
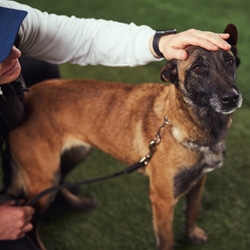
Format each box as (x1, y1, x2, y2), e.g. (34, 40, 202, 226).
(0, 7, 27, 62)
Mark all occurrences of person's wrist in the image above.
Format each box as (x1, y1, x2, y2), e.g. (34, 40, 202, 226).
(152, 29, 177, 58)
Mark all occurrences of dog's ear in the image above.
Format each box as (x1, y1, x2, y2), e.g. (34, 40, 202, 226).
(224, 23, 238, 48)
(224, 23, 240, 67)
(160, 60, 178, 85)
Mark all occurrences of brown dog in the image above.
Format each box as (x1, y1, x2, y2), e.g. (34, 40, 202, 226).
(6, 24, 241, 250)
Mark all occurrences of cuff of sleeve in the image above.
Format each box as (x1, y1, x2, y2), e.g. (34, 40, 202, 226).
(133, 26, 163, 65)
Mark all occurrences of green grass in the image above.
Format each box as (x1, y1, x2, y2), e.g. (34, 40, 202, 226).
(9, 0, 250, 249)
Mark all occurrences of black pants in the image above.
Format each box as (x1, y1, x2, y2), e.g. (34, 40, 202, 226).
(0, 57, 61, 250)
(0, 237, 40, 250)
(19, 56, 61, 87)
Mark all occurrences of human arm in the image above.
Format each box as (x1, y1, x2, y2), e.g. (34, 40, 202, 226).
(0, 0, 157, 67)
(0, 200, 34, 240)
(0, 1, 232, 67)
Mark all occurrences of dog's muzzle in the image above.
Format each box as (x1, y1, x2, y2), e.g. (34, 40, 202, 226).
(210, 88, 243, 114)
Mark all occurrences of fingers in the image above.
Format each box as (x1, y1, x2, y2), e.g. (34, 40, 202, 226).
(157, 28, 232, 61)
(2, 200, 17, 206)
(219, 33, 230, 40)
(2, 198, 26, 206)
(185, 29, 231, 51)
(14, 205, 35, 219)
(13, 223, 33, 240)
(0, 204, 35, 240)
(21, 221, 34, 234)
(14, 206, 35, 239)
(166, 48, 188, 61)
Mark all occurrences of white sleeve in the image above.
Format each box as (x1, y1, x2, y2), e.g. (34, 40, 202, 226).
(0, 1, 159, 67)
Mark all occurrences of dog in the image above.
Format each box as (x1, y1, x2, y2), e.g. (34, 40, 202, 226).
(6, 24, 241, 250)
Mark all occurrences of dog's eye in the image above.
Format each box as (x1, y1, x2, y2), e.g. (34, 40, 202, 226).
(192, 65, 203, 73)
(226, 59, 234, 66)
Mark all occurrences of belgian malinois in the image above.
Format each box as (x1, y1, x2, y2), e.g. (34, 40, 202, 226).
(6, 24, 241, 250)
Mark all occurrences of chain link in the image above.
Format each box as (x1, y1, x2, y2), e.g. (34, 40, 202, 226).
(139, 116, 170, 165)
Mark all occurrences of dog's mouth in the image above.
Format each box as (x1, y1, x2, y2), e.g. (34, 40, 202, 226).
(210, 89, 243, 114)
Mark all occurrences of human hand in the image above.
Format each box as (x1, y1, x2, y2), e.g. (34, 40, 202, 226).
(0, 200, 35, 240)
(150, 29, 231, 60)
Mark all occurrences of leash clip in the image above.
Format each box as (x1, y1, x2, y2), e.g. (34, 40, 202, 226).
(139, 142, 156, 166)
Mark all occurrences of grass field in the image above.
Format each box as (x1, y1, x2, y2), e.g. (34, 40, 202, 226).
(9, 0, 250, 249)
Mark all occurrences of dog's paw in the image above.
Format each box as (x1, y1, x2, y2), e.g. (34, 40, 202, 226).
(186, 225, 208, 244)
(51, 188, 97, 211)
(71, 196, 97, 211)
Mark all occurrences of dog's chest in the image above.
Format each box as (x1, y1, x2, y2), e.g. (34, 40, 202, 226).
(173, 142, 225, 198)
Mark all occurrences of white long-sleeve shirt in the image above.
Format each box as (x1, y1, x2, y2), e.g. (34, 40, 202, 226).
(0, 0, 160, 67)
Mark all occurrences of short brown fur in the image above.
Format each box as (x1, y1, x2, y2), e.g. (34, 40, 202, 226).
(6, 24, 241, 250)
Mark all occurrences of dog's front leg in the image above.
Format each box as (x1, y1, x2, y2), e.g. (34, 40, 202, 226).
(185, 175, 208, 244)
(149, 174, 176, 250)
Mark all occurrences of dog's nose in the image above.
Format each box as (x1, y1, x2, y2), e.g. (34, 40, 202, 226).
(221, 90, 239, 106)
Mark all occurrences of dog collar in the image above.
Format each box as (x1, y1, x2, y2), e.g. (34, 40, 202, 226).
(153, 29, 177, 58)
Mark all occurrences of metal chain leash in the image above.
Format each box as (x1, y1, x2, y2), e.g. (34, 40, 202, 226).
(139, 116, 170, 165)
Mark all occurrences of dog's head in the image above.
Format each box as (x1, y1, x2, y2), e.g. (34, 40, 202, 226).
(160, 24, 242, 115)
